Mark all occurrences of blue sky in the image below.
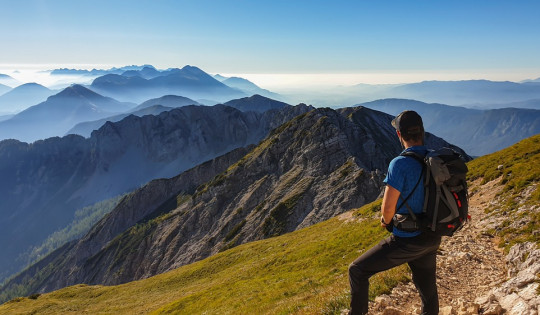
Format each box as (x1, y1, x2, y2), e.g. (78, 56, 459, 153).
(1, 0, 540, 85)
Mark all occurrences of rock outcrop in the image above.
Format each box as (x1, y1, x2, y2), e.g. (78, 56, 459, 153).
(476, 242, 540, 315)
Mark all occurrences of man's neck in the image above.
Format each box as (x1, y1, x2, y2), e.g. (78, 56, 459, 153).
(403, 140, 423, 149)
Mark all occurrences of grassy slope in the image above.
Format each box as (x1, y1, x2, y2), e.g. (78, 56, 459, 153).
(0, 200, 410, 315)
(467, 134, 540, 250)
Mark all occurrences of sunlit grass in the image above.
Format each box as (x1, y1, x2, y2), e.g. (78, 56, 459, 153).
(467, 134, 540, 250)
(0, 200, 409, 314)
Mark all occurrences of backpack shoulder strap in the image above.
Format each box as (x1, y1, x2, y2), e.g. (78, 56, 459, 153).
(395, 151, 425, 219)
(401, 150, 431, 213)
(400, 151, 425, 165)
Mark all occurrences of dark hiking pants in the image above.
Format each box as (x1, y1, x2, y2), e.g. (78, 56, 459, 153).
(348, 233, 442, 315)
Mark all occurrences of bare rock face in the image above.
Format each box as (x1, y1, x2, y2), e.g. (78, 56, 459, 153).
(476, 242, 540, 315)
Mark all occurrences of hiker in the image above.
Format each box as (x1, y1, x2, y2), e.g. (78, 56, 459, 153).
(348, 110, 442, 315)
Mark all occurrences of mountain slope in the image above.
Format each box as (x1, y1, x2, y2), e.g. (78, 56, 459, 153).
(0, 103, 311, 284)
(0, 83, 55, 113)
(0, 83, 11, 96)
(1, 134, 538, 314)
(90, 65, 246, 103)
(131, 95, 200, 111)
(359, 98, 540, 155)
(0, 85, 135, 142)
(0, 200, 407, 314)
(0, 106, 468, 297)
(221, 76, 282, 99)
(224, 94, 289, 112)
(67, 105, 175, 137)
(67, 95, 201, 137)
(0, 74, 20, 88)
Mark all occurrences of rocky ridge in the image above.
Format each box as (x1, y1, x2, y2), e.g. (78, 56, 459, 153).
(0, 103, 311, 284)
(0, 106, 469, 297)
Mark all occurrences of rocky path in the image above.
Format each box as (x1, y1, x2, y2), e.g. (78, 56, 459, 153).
(366, 179, 521, 315)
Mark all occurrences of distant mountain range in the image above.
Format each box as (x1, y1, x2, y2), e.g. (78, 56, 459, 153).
(68, 95, 201, 137)
(215, 74, 282, 100)
(0, 85, 135, 142)
(0, 83, 10, 97)
(0, 74, 20, 88)
(0, 103, 312, 284)
(90, 65, 247, 103)
(0, 106, 468, 295)
(385, 80, 540, 106)
(521, 77, 540, 83)
(48, 65, 283, 105)
(359, 98, 540, 156)
(67, 105, 175, 138)
(50, 65, 155, 76)
(288, 79, 540, 109)
(67, 94, 289, 138)
(0, 83, 56, 113)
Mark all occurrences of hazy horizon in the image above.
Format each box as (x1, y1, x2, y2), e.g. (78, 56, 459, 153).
(1, 65, 539, 92)
(2, 0, 540, 90)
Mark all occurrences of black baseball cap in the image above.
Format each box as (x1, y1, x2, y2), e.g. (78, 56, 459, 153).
(391, 110, 424, 134)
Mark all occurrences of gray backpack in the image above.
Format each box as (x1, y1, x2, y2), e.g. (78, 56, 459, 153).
(397, 148, 469, 236)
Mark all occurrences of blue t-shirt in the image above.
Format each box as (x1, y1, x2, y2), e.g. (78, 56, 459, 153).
(383, 146, 427, 237)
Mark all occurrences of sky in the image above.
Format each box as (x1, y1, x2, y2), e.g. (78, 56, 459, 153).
(1, 0, 540, 88)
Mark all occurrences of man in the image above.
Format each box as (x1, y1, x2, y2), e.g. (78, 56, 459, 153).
(348, 110, 441, 315)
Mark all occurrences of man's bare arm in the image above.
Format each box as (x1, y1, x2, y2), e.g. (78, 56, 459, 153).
(381, 185, 400, 227)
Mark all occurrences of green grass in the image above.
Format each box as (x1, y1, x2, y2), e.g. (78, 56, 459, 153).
(0, 199, 410, 315)
(467, 134, 540, 250)
(467, 134, 540, 200)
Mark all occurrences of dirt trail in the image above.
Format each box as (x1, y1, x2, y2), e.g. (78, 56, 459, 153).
(367, 179, 508, 314)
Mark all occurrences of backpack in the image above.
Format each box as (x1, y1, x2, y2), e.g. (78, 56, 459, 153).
(398, 147, 470, 237)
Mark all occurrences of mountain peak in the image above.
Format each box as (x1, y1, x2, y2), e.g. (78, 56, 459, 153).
(180, 65, 210, 77)
(14, 82, 49, 90)
(224, 94, 289, 113)
(181, 65, 202, 71)
(55, 84, 99, 99)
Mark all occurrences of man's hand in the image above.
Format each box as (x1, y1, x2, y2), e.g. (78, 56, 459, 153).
(381, 216, 394, 232)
